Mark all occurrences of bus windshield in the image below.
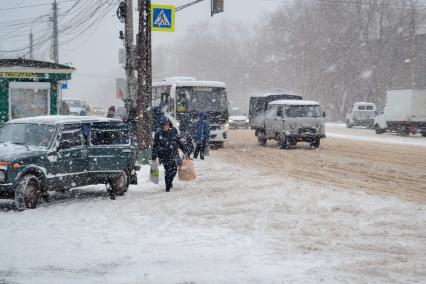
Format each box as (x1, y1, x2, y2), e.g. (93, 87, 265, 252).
(176, 86, 227, 113)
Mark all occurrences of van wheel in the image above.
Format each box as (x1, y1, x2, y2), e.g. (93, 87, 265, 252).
(278, 136, 289, 149)
(258, 132, 267, 146)
(375, 124, 383, 134)
(109, 171, 129, 196)
(15, 175, 41, 210)
(310, 138, 320, 148)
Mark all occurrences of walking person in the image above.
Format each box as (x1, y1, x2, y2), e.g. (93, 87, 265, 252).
(194, 112, 210, 160)
(151, 117, 190, 192)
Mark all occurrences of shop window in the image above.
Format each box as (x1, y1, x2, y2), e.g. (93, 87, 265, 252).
(9, 82, 50, 119)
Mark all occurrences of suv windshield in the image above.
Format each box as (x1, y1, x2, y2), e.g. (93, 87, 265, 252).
(0, 123, 56, 148)
(285, 105, 321, 118)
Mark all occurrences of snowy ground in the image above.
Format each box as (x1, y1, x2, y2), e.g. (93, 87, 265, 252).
(1, 158, 425, 283)
(326, 123, 426, 147)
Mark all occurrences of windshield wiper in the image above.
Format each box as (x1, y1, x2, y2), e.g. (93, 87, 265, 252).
(11, 142, 30, 150)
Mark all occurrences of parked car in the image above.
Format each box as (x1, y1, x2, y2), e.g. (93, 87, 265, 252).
(63, 98, 87, 116)
(229, 107, 249, 129)
(345, 102, 377, 129)
(91, 106, 107, 117)
(260, 100, 326, 149)
(0, 116, 139, 210)
(374, 89, 426, 136)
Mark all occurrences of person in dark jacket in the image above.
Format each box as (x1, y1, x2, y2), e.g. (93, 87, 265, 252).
(151, 117, 190, 192)
(194, 112, 210, 160)
(106, 106, 115, 118)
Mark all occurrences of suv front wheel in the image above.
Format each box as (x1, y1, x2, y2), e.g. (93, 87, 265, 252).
(15, 174, 41, 210)
(109, 170, 129, 196)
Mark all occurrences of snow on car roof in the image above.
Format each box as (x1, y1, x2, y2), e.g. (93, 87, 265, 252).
(63, 98, 82, 101)
(354, 102, 376, 105)
(7, 116, 121, 125)
(250, 92, 297, 98)
(269, 100, 320, 106)
(153, 80, 226, 88)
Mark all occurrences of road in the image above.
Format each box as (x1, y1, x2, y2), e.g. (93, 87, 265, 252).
(215, 125, 426, 203)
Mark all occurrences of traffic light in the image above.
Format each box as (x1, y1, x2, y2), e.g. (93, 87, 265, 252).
(211, 0, 224, 16)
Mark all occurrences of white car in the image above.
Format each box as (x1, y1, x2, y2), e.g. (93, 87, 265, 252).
(229, 107, 249, 129)
(229, 115, 249, 129)
(63, 98, 86, 116)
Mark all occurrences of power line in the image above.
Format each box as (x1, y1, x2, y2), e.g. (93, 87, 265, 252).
(0, 0, 76, 11)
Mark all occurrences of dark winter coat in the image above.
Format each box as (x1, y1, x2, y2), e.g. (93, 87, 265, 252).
(152, 122, 188, 164)
(194, 112, 210, 145)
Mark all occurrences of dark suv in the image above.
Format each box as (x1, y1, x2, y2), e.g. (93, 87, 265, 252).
(0, 116, 139, 210)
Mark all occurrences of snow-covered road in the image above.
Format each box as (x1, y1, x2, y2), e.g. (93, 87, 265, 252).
(326, 123, 426, 147)
(1, 158, 425, 283)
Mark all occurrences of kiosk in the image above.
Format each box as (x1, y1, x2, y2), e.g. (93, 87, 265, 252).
(0, 59, 75, 123)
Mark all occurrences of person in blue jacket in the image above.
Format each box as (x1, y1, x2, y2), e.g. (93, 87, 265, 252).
(151, 117, 190, 192)
(194, 112, 210, 160)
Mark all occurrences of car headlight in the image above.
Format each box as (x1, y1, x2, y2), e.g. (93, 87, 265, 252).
(221, 122, 229, 130)
(245, 119, 249, 123)
(0, 171, 5, 182)
(229, 119, 234, 123)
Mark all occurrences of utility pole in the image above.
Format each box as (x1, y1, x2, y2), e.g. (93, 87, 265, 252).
(136, 0, 153, 158)
(29, 32, 33, 60)
(124, 0, 137, 133)
(52, 0, 59, 64)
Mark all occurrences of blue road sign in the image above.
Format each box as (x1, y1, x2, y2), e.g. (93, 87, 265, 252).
(151, 4, 175, 32)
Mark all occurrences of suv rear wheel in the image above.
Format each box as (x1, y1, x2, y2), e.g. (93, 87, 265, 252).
(109, 170, 129, 196)
(15, 174, 41, 210)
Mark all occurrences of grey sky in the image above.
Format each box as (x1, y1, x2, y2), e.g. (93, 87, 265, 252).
(1, 0, 284, 108)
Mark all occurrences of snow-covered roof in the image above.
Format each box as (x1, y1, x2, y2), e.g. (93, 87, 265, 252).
(163, 77, 196, 82)
(153, 80, 226, 88)
(251, 93, 291, 98)
(0, 59, 75, 74)
(269, 100, 320, 106)
(354, 102, 376, 105)
(63, 98, 82, 101)
(7, 116, 120, 125)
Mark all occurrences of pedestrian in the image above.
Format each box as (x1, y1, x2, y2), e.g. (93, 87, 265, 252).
(194, 112, 210, 160)
(107, 106, 115, 118)
(181, 112, 196, 157)
(151, 117, 190, 192)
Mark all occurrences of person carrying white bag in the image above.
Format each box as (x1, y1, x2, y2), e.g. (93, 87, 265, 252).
(151, 117, 191, 192)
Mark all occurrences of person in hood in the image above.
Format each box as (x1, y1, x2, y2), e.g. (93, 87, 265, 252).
(151, 117, 190, 192)
(107, 106, 115, 118)
(194, 112, 210, 160)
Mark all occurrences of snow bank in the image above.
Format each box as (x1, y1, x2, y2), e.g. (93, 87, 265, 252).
(0, 158, 425, 283)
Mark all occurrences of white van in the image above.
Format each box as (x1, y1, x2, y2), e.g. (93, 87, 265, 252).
(260, 100, 326, 149)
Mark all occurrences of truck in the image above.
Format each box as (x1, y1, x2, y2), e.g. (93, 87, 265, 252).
(249, 93, 303, 145)
(262, 100, 326, 149)
(374, 89, 426, 136)
(345, 102, 377, 129)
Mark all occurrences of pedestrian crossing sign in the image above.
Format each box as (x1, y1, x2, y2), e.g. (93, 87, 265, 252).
(151, 4, 175, 32)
